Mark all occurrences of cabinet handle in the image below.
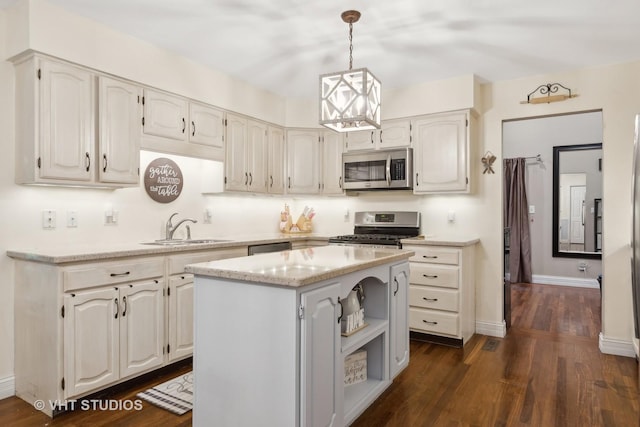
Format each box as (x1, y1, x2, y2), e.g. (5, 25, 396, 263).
(122, 296, 127, 317)
(110, 271, 131, 277)
(244, 173, 248, 185)
(423, 274, 438, 279)
(416, 173, 419, 186)
(249, 172, 253, 186)
(370, 131, 374, 144)
(288, 177, 291, 189)
(192, 120, 196, 136)
(182, 118, 186, 133)
(422, 255, 438, 259)
(85, 152, 90, 172)
(270, 176, 273, 187)
(422, 320, 438, 325)
(393, 277, 399, 296)
(103, 154, 107, 173)
(337, 297, 343, 324)
(114, 298, 119, 319)
(423, 297, 439, 302)
(339, 176, 342, 188)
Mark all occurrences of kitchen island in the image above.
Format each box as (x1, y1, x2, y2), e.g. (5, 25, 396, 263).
(185, 245, 413, 427)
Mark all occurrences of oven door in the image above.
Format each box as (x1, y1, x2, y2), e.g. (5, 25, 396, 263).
(342, 148, 413, 190)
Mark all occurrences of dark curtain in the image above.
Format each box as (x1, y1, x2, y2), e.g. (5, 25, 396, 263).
(504, 158, 533, 283)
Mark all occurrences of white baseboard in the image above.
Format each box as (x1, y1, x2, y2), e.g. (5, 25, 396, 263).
(505, 273, 599, 289)
(0, 375, 15, 400)
(532, 274, 599, 289)
(599, 333, 637, 358)
(476, 320, 506, 338)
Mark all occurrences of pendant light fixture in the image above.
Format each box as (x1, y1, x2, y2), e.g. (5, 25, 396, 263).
(319, 10, 381, 132)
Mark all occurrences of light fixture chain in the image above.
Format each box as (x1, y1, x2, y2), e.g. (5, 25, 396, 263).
(348, 22, 353, 70)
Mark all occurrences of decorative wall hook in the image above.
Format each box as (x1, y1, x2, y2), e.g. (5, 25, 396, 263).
(520, 82, 578, 104)
(482, 151, 496, 174)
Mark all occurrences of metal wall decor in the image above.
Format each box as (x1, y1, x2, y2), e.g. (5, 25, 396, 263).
(521, 82, 578, 104)
(144, 158, 183, 203)
(482, 151, 497, 174)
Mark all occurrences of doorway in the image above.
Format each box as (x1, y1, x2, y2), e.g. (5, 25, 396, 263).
(502, 111, 603, 328)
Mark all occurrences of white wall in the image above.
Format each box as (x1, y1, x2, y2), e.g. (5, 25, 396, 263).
(2, 0, 639, 397)
(503, 111, 603, 281)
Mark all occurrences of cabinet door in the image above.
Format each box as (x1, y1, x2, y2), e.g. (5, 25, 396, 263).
(322, 132, 344, 195)
(300, 283, 342, 427)
(142, 89, 188, 141)
(39, 60, 94, 181)
(224, 113, 248, 191)
(380, 119, 411, 149)
(119, 280, 165, 379)
(98, 76, 141, 184)
(413, 112, 469, 193)
(267, 126, 285, 194)
(344, 129, 377, 151)
(168, 274, 194, 362)
(189, 102, 225, 154)
(247, 120, 269, 193)
(64, 287, 119, 397)
(390, 262, 410, 378)
(286, 130, 321, 194)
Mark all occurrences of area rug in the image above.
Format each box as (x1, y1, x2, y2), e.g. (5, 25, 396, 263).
(137, 371, 193, 415)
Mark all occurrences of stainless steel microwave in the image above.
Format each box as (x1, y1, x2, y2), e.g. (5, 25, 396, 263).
(342, 148, 413, 190)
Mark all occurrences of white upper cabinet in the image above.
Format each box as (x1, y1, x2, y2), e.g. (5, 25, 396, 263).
(98, 76, 141, 184)
(267, 126, 285, 194)
(14, 54, 139, 187)
(224, 113, 248, 191)
(345, 129, 378, 151)
(141, 89, 225, 161)
(224, 113, 269, 193)
(286, 129, 321, 194)
(344, 119, 412, 152)
(321, 131, 345, 195)
(413, 111, 470, 194)
(379, 119, 412, 149)
(189, 101, 225, 155)
(142, 89, 188, 141)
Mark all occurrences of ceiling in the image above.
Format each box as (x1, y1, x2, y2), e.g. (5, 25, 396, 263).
(3, 0, 640, 98)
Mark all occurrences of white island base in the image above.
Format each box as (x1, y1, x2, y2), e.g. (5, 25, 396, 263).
(186, 246, 412, 427)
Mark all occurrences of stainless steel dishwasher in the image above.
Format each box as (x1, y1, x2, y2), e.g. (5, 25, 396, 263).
(247, 241, 292, 255)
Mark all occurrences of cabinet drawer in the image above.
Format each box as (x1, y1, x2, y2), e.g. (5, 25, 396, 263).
(409, 307, 459, 337)
(409, 264, 459, 289)
(168, 247, 247, 274)
(406, 246, 459, 265)
(64, 258, 164, 291)
(409, 286, 458, 311)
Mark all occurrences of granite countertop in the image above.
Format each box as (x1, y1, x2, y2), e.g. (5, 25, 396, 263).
(401, 236, 480, 247)
(185, 245, 415, 288)
(6, 233, 330, 264)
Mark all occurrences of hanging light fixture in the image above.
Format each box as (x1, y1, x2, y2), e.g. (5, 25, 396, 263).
(319, 10, 381, 132)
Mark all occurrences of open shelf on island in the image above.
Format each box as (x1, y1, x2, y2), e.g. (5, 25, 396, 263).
(342, 317, 387, 355)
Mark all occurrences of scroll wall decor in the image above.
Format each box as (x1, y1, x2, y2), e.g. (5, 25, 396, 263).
(520, 82, 578, 104)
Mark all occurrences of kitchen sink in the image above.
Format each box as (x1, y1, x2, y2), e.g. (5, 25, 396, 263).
(142, 239, 230, 246)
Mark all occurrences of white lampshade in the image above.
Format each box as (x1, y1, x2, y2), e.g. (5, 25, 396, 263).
(319, 67, 381, 132)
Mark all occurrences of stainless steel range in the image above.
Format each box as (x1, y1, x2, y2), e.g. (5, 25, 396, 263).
(329, 211, 420, 248)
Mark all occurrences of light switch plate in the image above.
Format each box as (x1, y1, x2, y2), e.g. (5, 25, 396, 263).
(529, 205, 536, 214)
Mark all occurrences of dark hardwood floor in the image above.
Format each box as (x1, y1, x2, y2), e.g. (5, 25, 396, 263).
(0, 282, 637, 426)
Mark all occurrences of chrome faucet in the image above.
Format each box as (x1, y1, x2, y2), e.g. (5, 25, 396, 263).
(165, 213, 197, 240)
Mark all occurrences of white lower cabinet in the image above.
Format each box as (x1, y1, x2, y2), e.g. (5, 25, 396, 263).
(64, 278, 165, 397)
(13, 245, 248, 416)
(389, 262, 410, 378)
(403, 242, 476, 345)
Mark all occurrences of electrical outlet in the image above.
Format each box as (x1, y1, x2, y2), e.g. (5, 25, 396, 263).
(42, 210, 56, 229)
(447, 211, 456, 222)
(204, 208, 213, 224)
(578, 261, 588, 272)
(67, 211, 78, 228)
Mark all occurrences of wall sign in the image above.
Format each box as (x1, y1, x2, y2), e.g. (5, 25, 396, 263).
(144, 158, 183, 203)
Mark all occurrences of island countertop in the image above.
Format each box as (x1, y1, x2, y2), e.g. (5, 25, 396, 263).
(185, 245, 414, 288)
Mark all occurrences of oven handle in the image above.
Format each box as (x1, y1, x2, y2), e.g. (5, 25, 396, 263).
(386, 154, 391, 186)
